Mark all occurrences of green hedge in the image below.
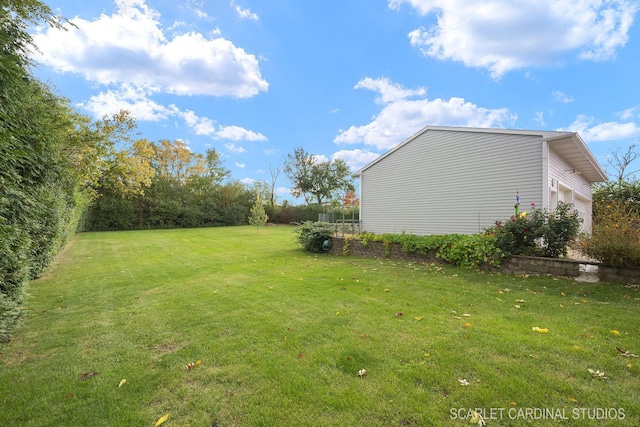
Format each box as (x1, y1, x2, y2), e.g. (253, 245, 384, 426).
(360, 232, 502, 268)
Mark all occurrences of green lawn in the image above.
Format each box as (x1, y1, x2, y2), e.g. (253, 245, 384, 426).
(1, 226, 639, 426)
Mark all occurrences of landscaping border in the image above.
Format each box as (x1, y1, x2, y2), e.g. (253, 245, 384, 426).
(326, 237, 640, 284)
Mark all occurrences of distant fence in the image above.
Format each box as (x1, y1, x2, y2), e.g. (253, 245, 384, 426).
(331, 220, 360, 237)
(326, 237, 640, 284)
(317, 213, 360, 237)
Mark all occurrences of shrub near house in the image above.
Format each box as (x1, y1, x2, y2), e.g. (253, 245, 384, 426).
(296, 203, 584, 268)
(575, 181, 640, 267)
(489, 201, 582, 258)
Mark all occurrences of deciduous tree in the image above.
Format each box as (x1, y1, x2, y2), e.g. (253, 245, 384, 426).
(249, 193, 269, 233)
(283, 147, 355, 205)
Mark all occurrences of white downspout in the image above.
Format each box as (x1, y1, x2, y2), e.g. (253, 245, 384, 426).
(542, 139, 550, 211)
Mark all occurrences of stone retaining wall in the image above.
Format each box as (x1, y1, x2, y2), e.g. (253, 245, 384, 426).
(326, 237, 640, 284)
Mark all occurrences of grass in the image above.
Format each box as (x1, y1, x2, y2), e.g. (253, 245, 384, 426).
(1, 225, 639, 426)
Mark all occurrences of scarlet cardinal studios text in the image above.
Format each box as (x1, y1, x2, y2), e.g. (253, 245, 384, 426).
(450, 407, 625, 421)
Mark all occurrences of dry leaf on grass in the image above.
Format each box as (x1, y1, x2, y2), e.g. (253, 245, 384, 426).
(78, 372, 99, 380)
(155, 413, 169, 426)
(587, 368, 607, 379)
(616, 347, 639, 358)
(186, 360, 201, 371)
(470, 409, 486, 426)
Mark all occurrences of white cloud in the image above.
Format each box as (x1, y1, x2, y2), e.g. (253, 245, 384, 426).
(215, 125, 267, 141)
(533, 111, 546, 127)
(181, 110, 216, 135)
(235, 162, 246, 168)
(618, 106, 639, 120)
(77, 84, 177, 120)
(332, 149, 381, 172)
(335, 77, 516, 150)
(391, 0, 637, 78)
(32, 0, 268, 97)
(355, 77, 426, 104)
(561, 114, 640, 142)
(225, 143, 247, 153)
(180, 110, 266, 141)
(186, 0, 209, 19)
(552, 90, 574, 103)
(313, 154, 330, 164)
(78, 89, 266, 142)
(275, 187, 291, 198)
(231, 0, 259, 20)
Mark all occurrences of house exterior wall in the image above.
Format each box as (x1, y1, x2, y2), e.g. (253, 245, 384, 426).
(359, 129, 545, 235)
(547, 148, 594, 232)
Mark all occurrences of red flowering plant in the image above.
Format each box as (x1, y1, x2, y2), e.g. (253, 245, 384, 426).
(488, 201, 582, 258)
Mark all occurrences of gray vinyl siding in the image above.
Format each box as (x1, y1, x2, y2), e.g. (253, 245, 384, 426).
(360, 129, 544, 235)
(548, 149, 593, 201)
(548, 148, 593, 231)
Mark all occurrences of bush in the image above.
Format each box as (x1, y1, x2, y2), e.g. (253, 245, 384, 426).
(592, 181, 640, 218)
(488, 202, 582, 258)
(579, 200, 640, 267)
(0, 224, 31, 342)
(353, 232, 502, 268)
(295, 221, 334, 253)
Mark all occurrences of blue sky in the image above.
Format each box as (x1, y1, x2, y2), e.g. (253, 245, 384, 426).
(31, 0, 640, 203)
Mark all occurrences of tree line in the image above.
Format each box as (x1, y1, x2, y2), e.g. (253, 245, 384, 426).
(1, 0, 358, 341)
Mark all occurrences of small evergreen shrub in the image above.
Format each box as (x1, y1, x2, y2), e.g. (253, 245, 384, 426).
(294, 221, 334, 253)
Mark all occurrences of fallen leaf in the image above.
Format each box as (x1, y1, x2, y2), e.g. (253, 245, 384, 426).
(616, 347, 639, 358)
(462, 313, 471, 317)
(156, 413, 169, 426)
(532, 327, 549, 333)
(458, 379, 470, 386)
(185, 360, 201, 371)
(79, 372, 99, 380)
(463, 323, 471, 328)
(569, 397, 578, 403)
(610, 330, 620, 336)
(297, 353, 303, 358)
(414, 316, 423, 321)
(118, 379, 127, 388)
(470, 409, 486, 426)
(587, 368, 607, 379)
(394, 312, 403, 317)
